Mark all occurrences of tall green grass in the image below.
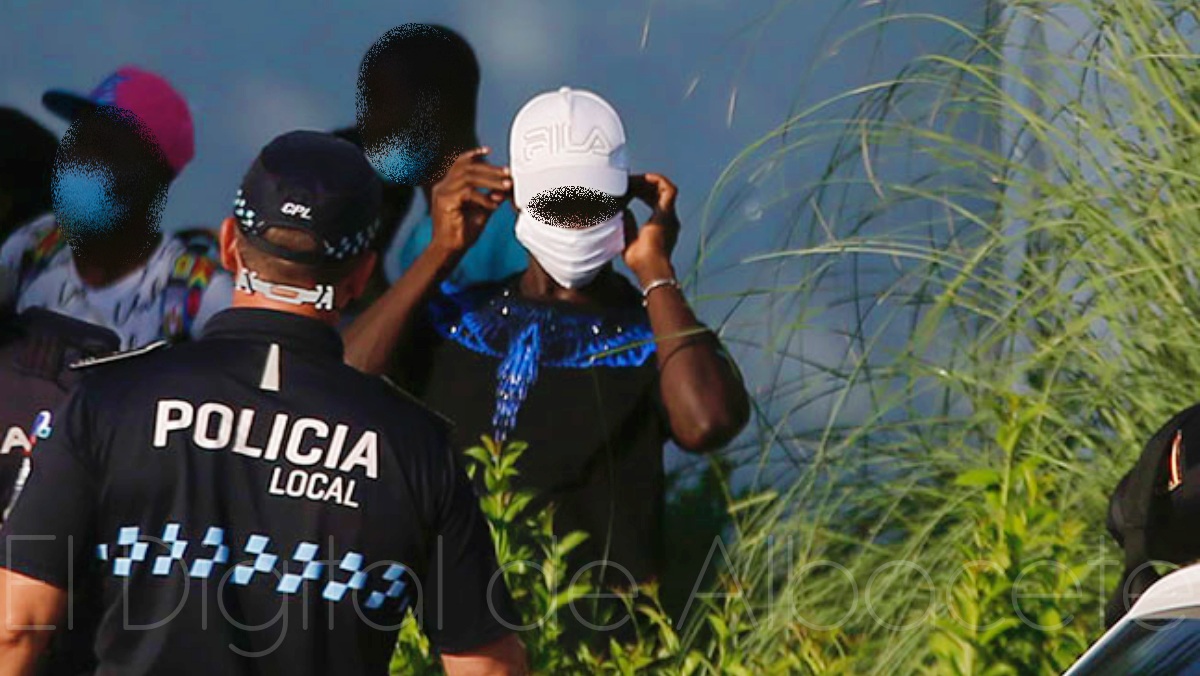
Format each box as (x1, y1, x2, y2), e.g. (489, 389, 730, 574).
(389, 1, 1200, 672)
(691, 0, 1200, 672)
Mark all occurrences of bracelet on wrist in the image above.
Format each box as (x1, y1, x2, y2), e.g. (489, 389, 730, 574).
(641, 278, 681, 307)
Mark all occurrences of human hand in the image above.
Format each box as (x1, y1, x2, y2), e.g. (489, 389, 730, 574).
(429, 147, 512, 261)
(622, 173, 680, 284)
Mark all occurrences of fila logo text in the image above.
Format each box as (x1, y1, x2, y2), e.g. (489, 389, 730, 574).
(523, 123, 612, 162)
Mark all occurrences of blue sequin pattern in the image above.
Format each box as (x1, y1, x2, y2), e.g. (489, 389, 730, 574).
(429, 285, 656, 441)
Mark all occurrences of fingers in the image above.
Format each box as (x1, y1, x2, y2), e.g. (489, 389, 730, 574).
(627, 173, 678, 211)
(433, 178, 504, 214)
(627, 174, 655, 205)
(450, 147, 491, 169)
(463, 164, 513, 192)
(437, 186, 498, 212)
(439, 154, 512, 195)
(459, 187, 500, 213)
(621, 208, 638, 249)
(642, 173, 678, 210)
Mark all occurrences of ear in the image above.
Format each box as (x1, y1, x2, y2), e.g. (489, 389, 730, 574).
(219, 218, 240, 274)
(339, 250, 378, 306)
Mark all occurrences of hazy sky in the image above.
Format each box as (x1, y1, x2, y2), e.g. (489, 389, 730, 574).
(3, 0, 986, 266)
(3, 0, 992, 474)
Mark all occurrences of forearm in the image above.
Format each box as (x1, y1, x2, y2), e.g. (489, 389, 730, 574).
(342, 244, 460, 375)
(440, 634, 528, 675)
(0, 632, 47, 676)
(637, 263, 751, 452)
(0, 571, 60, 676)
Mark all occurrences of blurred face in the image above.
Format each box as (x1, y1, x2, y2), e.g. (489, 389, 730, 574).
(356, 57, 472, 186)
(52, 107, 171, 253)
(523, 187, 633, 230)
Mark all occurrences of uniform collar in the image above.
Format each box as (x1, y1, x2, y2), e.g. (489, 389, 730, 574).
(200, 308, 344, 360)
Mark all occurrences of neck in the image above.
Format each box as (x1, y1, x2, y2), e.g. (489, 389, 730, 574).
(72, 229, 160, 287)
(518, 256, 609, 306)
(230, 289, 341, 325)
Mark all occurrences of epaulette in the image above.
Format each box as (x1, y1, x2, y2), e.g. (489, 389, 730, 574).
(379, 374, 454, 429)
(68, 340, 169, 370)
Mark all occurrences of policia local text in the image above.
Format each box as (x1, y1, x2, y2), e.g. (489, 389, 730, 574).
(153, 399, 378, 508)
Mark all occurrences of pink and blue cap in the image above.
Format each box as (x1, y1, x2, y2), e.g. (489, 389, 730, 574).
(42, 66, 195, 176)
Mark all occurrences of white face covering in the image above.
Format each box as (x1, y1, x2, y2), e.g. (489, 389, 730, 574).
(515, 211, 626, 289)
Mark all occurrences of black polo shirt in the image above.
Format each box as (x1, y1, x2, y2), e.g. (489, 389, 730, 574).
(1, 308, 515, 675)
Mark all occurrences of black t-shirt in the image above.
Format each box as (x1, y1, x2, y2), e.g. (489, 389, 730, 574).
(404, 275, 669, 586)
(1, 308, 516, 675)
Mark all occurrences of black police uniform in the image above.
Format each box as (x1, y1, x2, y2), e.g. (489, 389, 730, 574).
(0, 307, 119, 676)
(1, 309, 516, 674)
(1, 130, 518, 675)
(0, 308, 119, 517)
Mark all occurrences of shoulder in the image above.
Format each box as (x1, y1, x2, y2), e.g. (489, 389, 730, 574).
(172, 227, 222, 258)
(351, 369, 452, 434)
(0, 213, 64, 272)
(68, 339, 172, 373)
(421, 278, 513, 337)
(432, 278, 511, 311)
(376, 374, 453, 433)
(330, 368, 457, 473)
(64, 340, 176, 413)
(152, 229, 233, 339)
(1, 213, 57, 255)
(332, 365, 454, 445)
(154, 228, 226, 283)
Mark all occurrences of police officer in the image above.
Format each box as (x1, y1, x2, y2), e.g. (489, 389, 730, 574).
(0, 308, 118, 676)
(0, 131, 527, 675)
(0, 309, 119, 521)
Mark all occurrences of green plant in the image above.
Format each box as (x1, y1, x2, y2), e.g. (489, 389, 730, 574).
(391, 436, 692, 674)
(927, 394, 1101, 674)
(682, 0, 1200, 672)
(397, 2, 1200, 672)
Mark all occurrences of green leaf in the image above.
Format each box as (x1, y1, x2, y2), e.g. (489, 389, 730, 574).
(557, 530, 590, 556)
(727, 490, 779, 514)
(955, 469, 1001, 488)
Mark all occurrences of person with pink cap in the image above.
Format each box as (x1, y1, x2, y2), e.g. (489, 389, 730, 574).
(0, 66, 232, 350)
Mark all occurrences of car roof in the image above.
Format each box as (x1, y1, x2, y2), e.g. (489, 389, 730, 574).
(1127, 563, 1200, 618)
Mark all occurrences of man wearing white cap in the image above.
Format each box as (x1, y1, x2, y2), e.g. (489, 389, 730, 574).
(345, 87, 750, 633)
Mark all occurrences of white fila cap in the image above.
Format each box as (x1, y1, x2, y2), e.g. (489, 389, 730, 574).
(509, 87, 629, 210)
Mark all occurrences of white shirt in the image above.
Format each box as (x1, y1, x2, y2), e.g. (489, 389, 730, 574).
(0, 214, 233, 350)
